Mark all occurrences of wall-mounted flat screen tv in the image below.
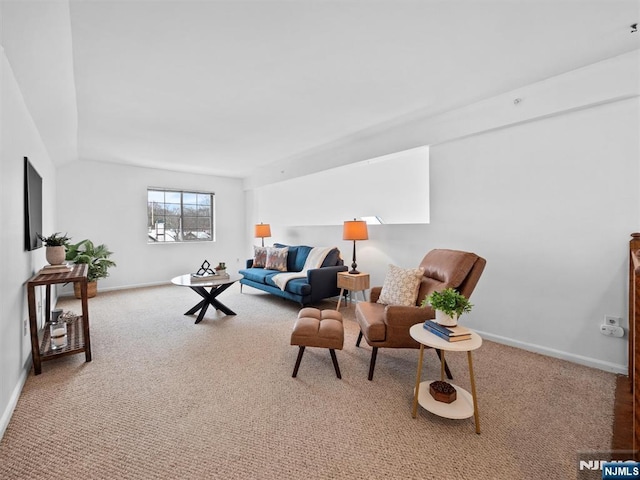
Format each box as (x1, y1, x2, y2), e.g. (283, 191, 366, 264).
(24, 157, 43, 251)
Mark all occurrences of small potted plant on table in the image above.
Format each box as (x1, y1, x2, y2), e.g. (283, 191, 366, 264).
(421, 287, 473, 327)
(37, 232, 71, 265)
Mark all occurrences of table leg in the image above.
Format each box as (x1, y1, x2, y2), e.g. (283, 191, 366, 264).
(336, 288, 345, 310)
(187, 283, 237, 324)
(210, 297, 235, 316)
(412, 344, 425, 418)
(185, 298, 207, 316)
(80, 279, 92, 362)
(27, 285, 42, 375)
(440, 349, 446, 381)
(468, 350, 481, 434)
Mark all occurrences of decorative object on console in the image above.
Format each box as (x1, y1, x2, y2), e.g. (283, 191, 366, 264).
(49, 315, 68, 350)
(51, 308, 63, 323)
(429, 380, 457, 403)
(37, 232, 71, 265)
(255, 223, 271, 247)
(422, 287, 473, 327)
(191, 259, 216, 280)
(65, 239, 116, 298)
(214, 262, 229, 278)
(60, 310, 78, 324)
(39, 264, 72, 275)
(342, 219, 368, 274)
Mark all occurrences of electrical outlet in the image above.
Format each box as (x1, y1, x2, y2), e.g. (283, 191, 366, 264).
(23, 319, 28, 336)
(600, 324, 624, 337)
(604, 315, 621, 327)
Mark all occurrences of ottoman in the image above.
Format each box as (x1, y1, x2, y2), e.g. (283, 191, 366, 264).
(291, 307, 344, 379)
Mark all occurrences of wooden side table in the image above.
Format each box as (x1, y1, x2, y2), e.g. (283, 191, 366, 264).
(409, 323, 482, 433)
(27, 263, 92, 375)
(336, 271, 370, 310)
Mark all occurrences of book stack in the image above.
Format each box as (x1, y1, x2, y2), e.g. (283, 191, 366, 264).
(423, 320, 472, 342)
(190, 272, 230, 281)
(190, 273, 217, 281)
(39, 264, 72, 275)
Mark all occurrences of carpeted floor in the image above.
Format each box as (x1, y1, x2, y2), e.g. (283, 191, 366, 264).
(0, 284, 616, 479)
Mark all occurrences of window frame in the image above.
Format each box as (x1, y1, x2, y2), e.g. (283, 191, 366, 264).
(147, 188, 215, 244)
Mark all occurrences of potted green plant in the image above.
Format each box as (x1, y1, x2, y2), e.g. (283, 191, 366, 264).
(65, 239, 116, 298)
(37, 232, 71, 265)
(421, 287, 473, 327)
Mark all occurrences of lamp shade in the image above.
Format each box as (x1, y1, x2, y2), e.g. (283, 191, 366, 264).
(254, 223, 271, 238)
(343, 220, 368, 241)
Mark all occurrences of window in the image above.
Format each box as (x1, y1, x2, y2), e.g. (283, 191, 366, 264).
(147, 189, 215, 243)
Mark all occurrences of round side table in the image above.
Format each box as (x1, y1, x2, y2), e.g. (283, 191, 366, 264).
(409, 323, 483, 434)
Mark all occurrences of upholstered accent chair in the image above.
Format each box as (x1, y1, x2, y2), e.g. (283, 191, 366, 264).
(355, 249, 486, 380)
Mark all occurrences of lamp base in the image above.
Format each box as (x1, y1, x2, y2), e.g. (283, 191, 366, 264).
(348, 269, 360, 275)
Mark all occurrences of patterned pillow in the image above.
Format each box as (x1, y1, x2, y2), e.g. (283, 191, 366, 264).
(377, 264, 425, 306)
(253, 246, 268, 268)
(265, 247, 289, 272)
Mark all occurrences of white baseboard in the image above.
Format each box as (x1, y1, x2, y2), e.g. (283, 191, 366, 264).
(57, 280, 170, 297)
(476, 330, 628, 375)
(0, 359, 31, 441)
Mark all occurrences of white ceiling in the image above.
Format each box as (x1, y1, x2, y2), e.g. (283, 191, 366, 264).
(2, 0, 639, 178)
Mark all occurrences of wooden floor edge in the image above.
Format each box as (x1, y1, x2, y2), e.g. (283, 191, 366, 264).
(611, 374, 635, 460)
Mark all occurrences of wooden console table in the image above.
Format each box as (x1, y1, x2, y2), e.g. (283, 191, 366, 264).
(27, 263, 92, 375)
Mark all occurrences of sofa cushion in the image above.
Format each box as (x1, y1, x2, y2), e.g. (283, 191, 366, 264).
(377, 264, 425, 306)
(239, 268, 279, 284)
(274, 243, 313, 272)
(253, 246, 268, 268)
(264, 275, 311, 296)
(265, 247, 289, 271)
(321, 247, 341, 267)
(355, 301, 387, 342)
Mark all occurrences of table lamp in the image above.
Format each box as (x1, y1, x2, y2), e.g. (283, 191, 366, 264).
(255, 223, 271, 247)
(343, 219, 368, 274)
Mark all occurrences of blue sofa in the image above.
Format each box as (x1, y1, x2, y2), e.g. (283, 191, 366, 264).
(239, 243, 347, 306)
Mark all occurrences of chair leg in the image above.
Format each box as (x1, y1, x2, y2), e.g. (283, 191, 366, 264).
(435, 349, 453, 380)
(329, 349, 342, 379)
(292, 346, 305, 378)
(368, 347, 378, 381)
(356, 330, 363, 347)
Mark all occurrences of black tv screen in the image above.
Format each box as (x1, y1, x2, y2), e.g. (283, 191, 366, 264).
(24, 157, 43, 251)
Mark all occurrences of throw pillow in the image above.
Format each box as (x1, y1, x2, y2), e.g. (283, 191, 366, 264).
(265, 247, 289, 272)
(377, 264, 425, 306)
(253, 246, 268, 268)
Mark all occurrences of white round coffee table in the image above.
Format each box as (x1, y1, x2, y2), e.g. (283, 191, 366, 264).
(409, 322, 483, 434)
(171, 273, 241, 324)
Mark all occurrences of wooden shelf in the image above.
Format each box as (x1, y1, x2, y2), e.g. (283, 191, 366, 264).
(27, 263, 92, 375)
(40, 315, 85, 360)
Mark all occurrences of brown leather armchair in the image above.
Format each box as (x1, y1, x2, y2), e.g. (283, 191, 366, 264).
(355, 249, 486, 380)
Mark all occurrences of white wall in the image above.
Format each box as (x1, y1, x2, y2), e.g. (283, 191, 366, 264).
(0, 46, 57, 437)
(56, 161, 246, 292)
(246, 54, 640, 374)
(428, 98, 638, 371)
(254, 146, 430, 225)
